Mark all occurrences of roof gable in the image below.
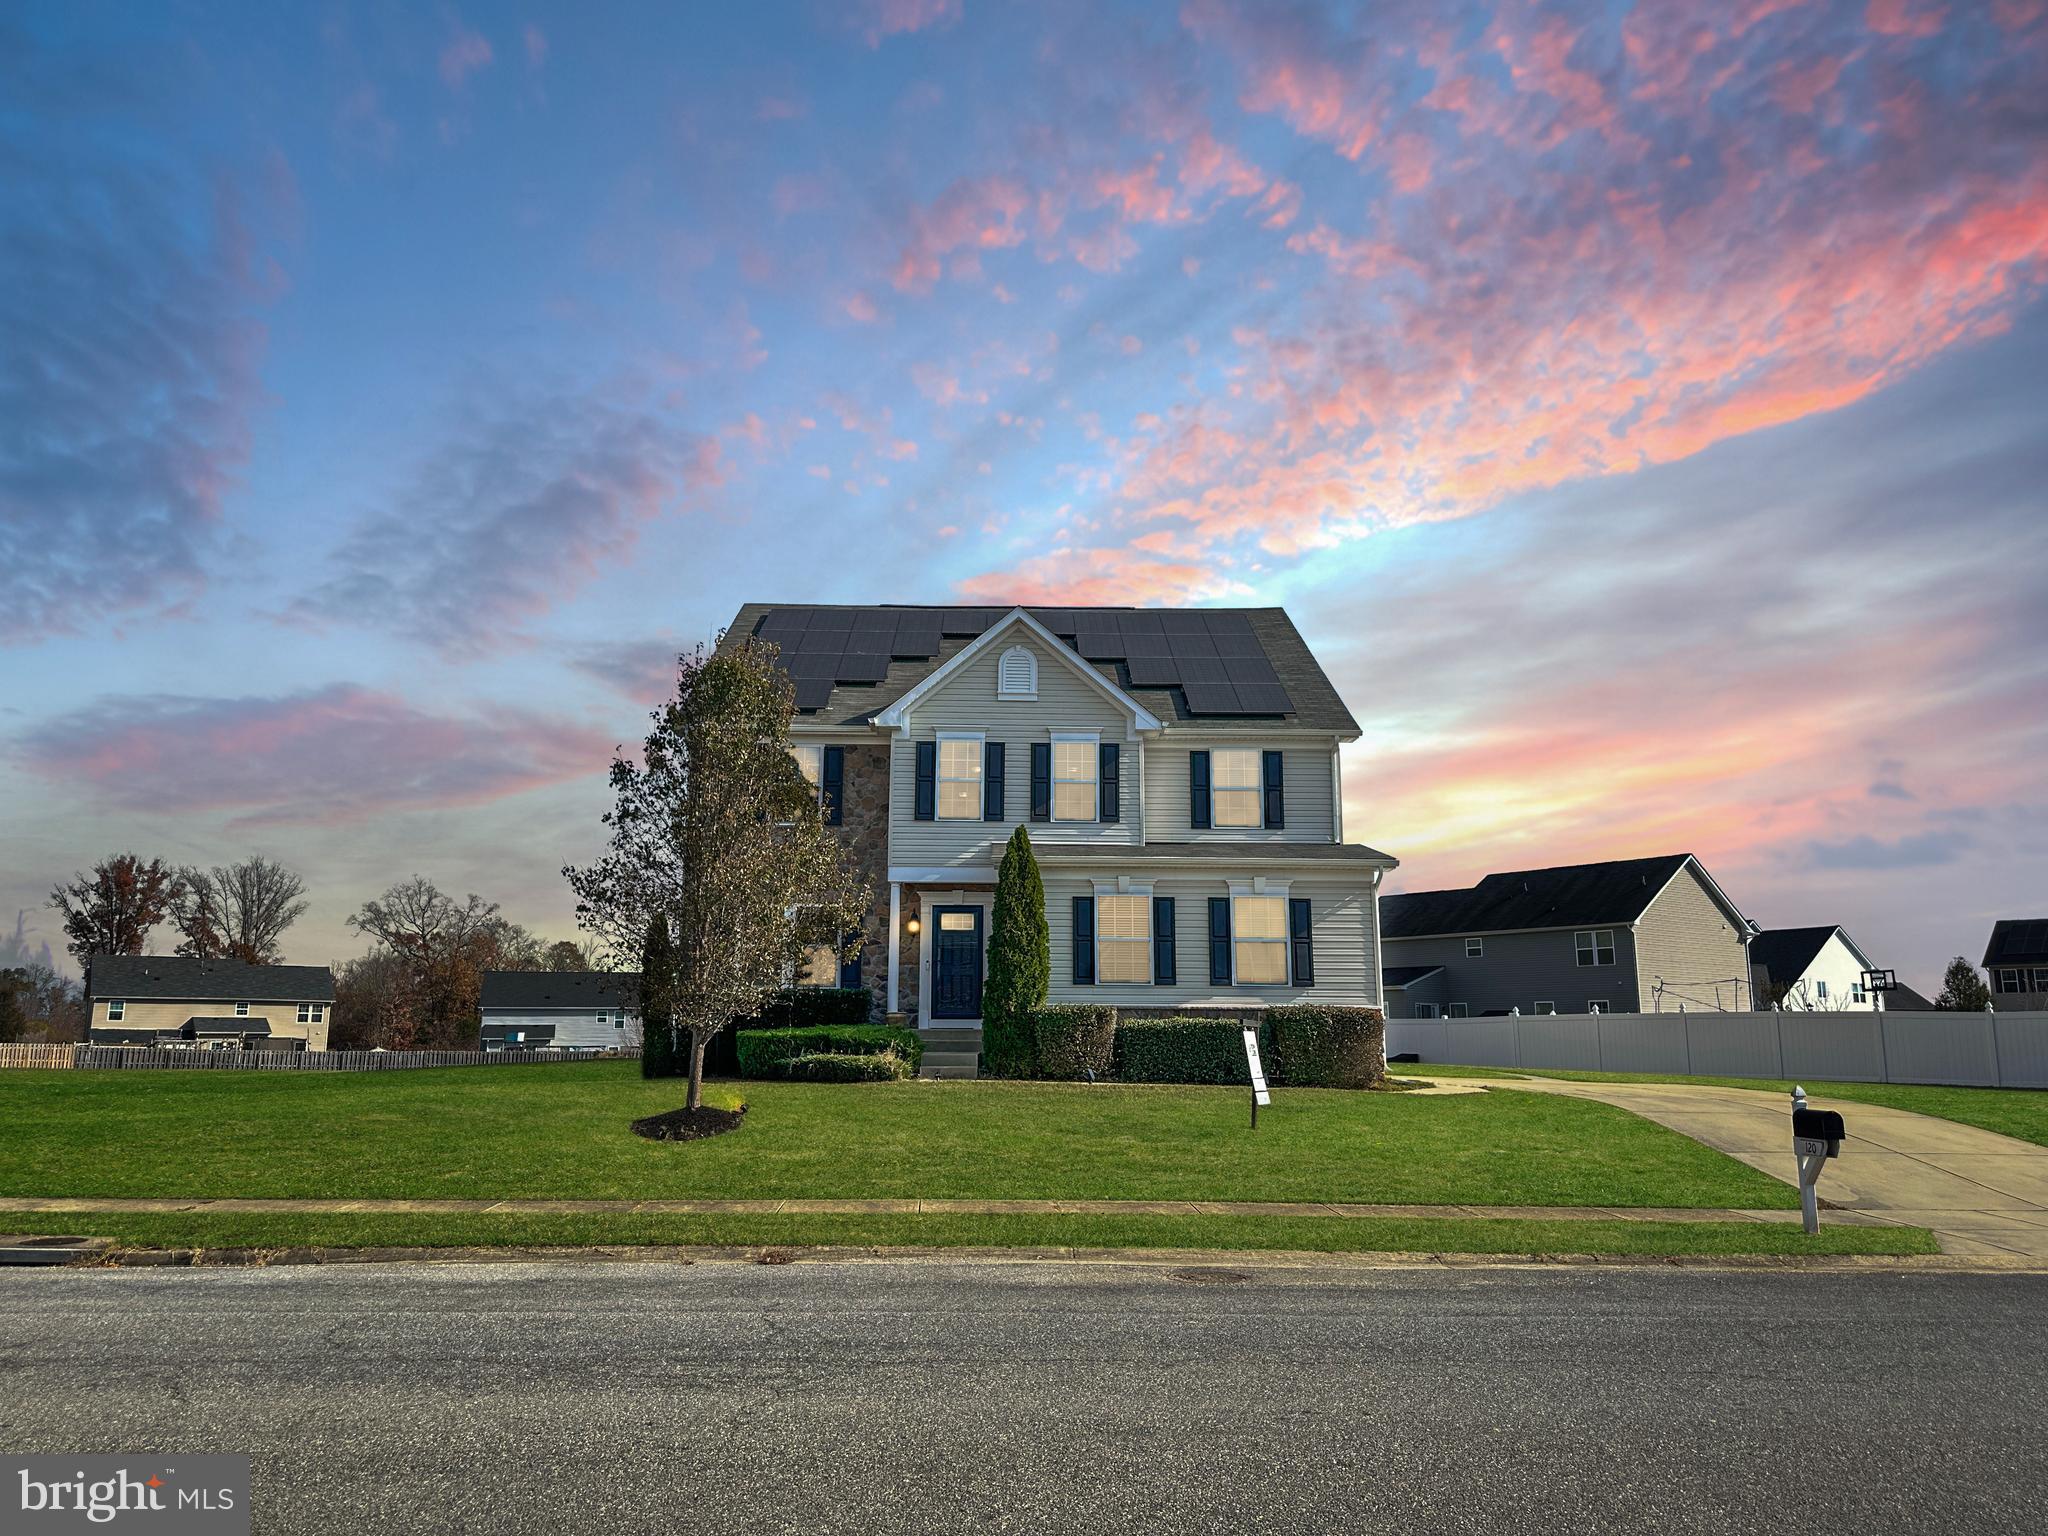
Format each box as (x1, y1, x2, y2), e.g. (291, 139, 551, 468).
(1748, 926, 1847, 985)
(1984, 919, 2048, 967)
(874, 608, 1163, 732)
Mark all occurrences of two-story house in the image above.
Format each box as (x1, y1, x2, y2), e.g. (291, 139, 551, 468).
(726, 603, 1397, 1055)
(1983, 920, 2048, 1008)
(1748, 925, 1882, 1011)
(85, 954, 335, 1050)
(479, 970, 643, 1052)
(1378, 854, 1753, 1017)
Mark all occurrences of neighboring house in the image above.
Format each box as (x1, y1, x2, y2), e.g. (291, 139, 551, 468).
(1748, 925, 1882, 1011)
(479, 971, 642, 1052)
(1378, 854, 1752, 1018)
(1983, 920, 2048, 1009)
(723, 603, 1398, 1045)
(1887, 981, 1938, 1011)
(86, 954, 334, 1050)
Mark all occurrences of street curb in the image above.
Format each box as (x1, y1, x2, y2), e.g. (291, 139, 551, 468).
(68, 1241, 2048, 1277)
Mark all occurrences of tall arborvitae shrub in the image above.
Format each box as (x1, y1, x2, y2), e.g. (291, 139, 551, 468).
(639, 912, 678, 1079)
(982, 826, 1049, 1077)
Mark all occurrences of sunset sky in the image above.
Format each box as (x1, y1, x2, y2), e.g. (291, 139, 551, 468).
(4, 0, 2044, 992)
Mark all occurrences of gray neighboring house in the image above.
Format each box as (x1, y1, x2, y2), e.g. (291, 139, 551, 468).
(1984, 920, 2048, 1009)
(479, 971, 642, 1053)
(1378, 853, 1753, 1018)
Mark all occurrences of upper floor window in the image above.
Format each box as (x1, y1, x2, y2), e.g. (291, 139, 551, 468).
(997, 646, 1038, 700)
(790, 744, 823, 798)
(1210, 748, 1263, 828)
(1413, 1003, 1439, 1018)
(106, 999, 126, 1021)
(1096, 894, 1151, 983)
(936, 734, 984, 820)
(295, 1003, 326, 1024)
(1851, 980, 1867, 1005)
(1575, 930, 1616, 967)
(235, 1001, 251, 1017)
(1446, 1002, 1469, 1018)
(1534, 1000, 1557, 1015)
(1233, 894, 1288, 984)
(1815, 979, 1829, 1002)
(1052, 734, 1098, 822)
(1998, 969, 2023, 993)
(1465, 937, 1484, 958)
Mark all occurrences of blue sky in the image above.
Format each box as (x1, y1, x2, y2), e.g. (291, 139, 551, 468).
(3, 0, 2045, 989)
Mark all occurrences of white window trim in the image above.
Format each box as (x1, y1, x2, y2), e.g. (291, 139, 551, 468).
(1446, 1003, 1469, 1018)
(235, 1001, 250, 1017)
(1465, 937, 1484, 958)
(1210, 745, 1263, 829)
(996, 645, 1038, 701)
(1586, 999, 1610, 1013)
(1534, 1000, 1557, 1015)
(1226, 878, 1291, 987)
(935, 730, 985, 821)
(1050, 729, 1100, 823)
(1090, 878, 1154, 985)
(1574, 929, 1616, 967)
(106, 999, 126, 1021)
(1413, 1003, 1439, 1019)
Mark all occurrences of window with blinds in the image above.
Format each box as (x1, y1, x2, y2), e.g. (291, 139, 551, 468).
(1096, 894, 1151, 983)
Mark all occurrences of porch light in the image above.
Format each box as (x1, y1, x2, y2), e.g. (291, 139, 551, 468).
(906, 916, 922, 935)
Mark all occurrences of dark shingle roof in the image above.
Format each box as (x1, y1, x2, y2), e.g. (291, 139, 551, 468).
(1037, 840, 1396, 865)
(718, 604, 1360, 736)
(88, 954, 335, 1003)
(1983, 920, 2048, 967)
(1748, 926, 1852, 987)
(1381, 965, 1446, 987)
(479, 971, 641, 1011)
(1887, 982, 1937, 1010)
(1381, 854, 1704, 938)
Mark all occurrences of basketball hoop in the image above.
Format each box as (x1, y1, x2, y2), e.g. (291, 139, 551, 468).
(1861, 968, 1897, 994)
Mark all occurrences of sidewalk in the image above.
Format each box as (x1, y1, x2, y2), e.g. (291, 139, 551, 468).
(0, 1194, 1878, 1226)
(1494, 1077, 2048, 1259)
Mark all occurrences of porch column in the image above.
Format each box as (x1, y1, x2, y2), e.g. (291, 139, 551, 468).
(887, 881, 902, 1014)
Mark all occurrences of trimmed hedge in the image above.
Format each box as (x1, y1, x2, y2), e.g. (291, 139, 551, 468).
(1114, 1015, 1261, 1085)
(1032, 1005, 1117, 1080)
(743, 988, 876, 1030)
(780, 1051, 909, 1083)
(1267, 1004, 1386, 1089)
(734, 1024, 920, 1080)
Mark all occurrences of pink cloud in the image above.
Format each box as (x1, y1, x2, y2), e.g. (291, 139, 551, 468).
(439, 25, 494, 89)
(957, 549, 1252, 607)
(21, 687, 612, 827)
(522, 24, 548, 69)
(1866, 0, 1946, 38)
(860, 0, 962, 49)
(889, 176, 1029, 292)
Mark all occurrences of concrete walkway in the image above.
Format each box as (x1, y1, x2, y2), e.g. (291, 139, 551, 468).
(1496, 1078, 2048, 1259)
(0, 1194, 1873, 1226)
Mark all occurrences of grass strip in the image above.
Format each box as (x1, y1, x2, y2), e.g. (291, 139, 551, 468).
(10, 1209, 1936, 1258)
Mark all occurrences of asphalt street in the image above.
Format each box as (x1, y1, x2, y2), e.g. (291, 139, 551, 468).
(4, 1257, 2045, 1534)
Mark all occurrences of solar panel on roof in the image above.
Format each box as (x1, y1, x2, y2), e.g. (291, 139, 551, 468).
(1074, 630, 1125, 660)
(837, 653, 891, 684)
(1160, 611, 1208, 634)
(1125, 654, 1182, 687)
(789, 650, 840, 678)
(1118, 611, 1165, 635)
(793, 680, 835, 710)
(1232, 683, 1292, 714)
(808, 610, 854, 631)
(1222, 655, 1280, 685)
(1212, 629, 1264, 657)
(1176, 657, 1228, 684)
(1165, 633, 1219, 660)
(1180, 682, 1241, 713)
(1121, 631, 1171, 658)
(1203, 611, 1255, 637)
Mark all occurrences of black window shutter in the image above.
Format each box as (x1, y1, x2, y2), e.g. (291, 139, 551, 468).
(1030, 743, 1051, 822)
(838, 934, 863, 990)
(1208, 896, 1232, 985)
(983, 742, 1006, 822)
(1099, 743, 1120, 823)
(1072, 896, 1095, 985)
(1190, 750, 1212, 829)
(822, 746, 844, 826)
(1289, 898, 1314, 987)
(914, 740, 936, 821)
(1152, 896, 1176, 984)
(1262, 750, 1285, 829)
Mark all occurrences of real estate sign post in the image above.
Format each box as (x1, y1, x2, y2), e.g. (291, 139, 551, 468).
(1243, 1026, 1271, 1129)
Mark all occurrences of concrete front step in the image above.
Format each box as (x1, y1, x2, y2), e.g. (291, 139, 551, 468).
(919, 1027, 983, 1080)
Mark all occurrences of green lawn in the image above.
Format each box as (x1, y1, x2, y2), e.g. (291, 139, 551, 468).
(0, 1061, 1800, 1209)
(1391, 1063, 2048, 1147)
(3, 1208, 1933, 1258)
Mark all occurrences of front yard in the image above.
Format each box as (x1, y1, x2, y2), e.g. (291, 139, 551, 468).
(0, 1063, 1934, 1257)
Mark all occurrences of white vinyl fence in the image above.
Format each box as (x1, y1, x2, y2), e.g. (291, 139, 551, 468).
(1386, 1009, 2048, 1089)
(0, 1044, 641, 1072)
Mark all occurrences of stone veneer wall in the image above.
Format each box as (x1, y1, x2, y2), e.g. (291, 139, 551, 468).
(833, 743, 918, 1021)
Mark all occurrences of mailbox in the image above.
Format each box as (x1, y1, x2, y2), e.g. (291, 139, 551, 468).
(1789, 1086, 1845, 1235)
(1792, 1105, 1845, 1158)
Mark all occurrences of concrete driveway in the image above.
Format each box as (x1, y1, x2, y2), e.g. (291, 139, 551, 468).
(1499, 1078, 2048, 1259)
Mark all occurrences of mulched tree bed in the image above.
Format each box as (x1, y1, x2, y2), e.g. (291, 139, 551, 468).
(631, 1104, 746, 1142)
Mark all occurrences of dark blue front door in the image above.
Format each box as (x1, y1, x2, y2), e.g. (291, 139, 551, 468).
(931, 907, 984, 1020)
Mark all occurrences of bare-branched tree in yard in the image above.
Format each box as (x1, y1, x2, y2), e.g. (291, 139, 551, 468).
(170, 856, 310, 964)
(566, 639, 868, 1110)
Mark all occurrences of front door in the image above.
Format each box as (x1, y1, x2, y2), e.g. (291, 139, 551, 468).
(930, 907, 985, 1020)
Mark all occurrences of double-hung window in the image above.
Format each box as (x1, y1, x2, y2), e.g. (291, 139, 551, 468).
(1096, 894, 1151, 984)
(1465, 937, 1484, 958)
(1851, 980, 1867, 1005)
(106, 999, 126, 1022)
(1575, 930, 1616, 967)
(297, 1003, 326, 1024)
(1210, 748, 1262, 828)
(1232, 894, 1288, 984)
(1446, 1002, 1469, 1018)
(798, 943, 840, 987)
(936, 734, 983, 820)
(790, 744, 823, 797)
(1815, 979, 1829, 1002)
(1534, 1000, 1557, 1015)
(1413, 1003, 1439, 1019)
(235, 1001, 250, 1017)
(1998, 969, 2023, 993)
(1051, 734, 1098, 822)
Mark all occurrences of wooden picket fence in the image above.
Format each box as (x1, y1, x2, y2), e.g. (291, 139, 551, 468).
(0, 1043, 641, 1073)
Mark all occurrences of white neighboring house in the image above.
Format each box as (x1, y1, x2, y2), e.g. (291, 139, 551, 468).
(479, 971, 643, 1052)
(1749, 925, 1881, 1011)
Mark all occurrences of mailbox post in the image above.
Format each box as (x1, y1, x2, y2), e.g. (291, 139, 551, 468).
(1790, 1085, 1846, 1235)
